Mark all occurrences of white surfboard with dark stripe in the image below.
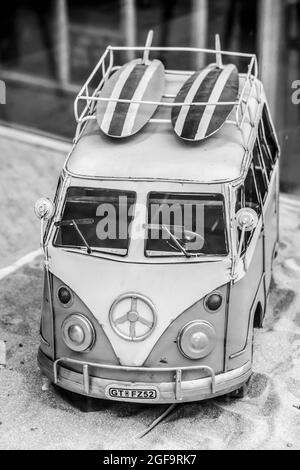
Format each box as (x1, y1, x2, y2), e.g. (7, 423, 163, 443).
(97, 58, 165, 138)
(171, 64, 239, 141)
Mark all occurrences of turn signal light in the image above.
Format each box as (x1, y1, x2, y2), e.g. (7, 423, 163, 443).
(204, 292, 223, 312)
(58, 286, 72, 306)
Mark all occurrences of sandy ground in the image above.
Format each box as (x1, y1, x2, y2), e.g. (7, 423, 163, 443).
(0, 135, 65, 268)
(0, 138, 300, 450)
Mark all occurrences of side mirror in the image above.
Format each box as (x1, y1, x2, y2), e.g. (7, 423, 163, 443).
(235, 208, 259, 233)
(234, 208, 259, 275)
(34, 198, 55, 253)
(34, 198, 55, 221)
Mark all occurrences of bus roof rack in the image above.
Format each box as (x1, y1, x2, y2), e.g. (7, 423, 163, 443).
(73, 43, 260, 149)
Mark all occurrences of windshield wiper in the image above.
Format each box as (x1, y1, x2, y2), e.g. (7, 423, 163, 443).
(161, 225, 191, 258)
(55, 219, 92, 254)
(146, 224, 205, 258)
(146, 224, 191, 258)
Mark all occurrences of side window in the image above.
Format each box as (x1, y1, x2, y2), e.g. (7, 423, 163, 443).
(253, 141, 268, 203)
(44, 175, 63, 242)
(237, 166, 262, 250)
(258, 122, 273, 179)
(262, 105, 279, 163)
(235, 186, 247, 252)
(244, 165, 261, 215)
(235, 185, 244, 213)
(53, 175, 63, 207)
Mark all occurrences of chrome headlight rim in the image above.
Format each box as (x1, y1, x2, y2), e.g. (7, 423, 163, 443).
(203, 291, 224, 313)
(62, 313, 95, 352)
(56, 285, 74, 308)
(177, 320, 217, 360)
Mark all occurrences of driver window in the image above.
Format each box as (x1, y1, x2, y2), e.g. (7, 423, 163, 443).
(235, 185, 244, 213)
(241, 166, 261, 249)
(244, 165, 261, 216)
(235, 186, 246, 253)
(258, 122, 273, 179)
(262, 105, 279, 163)
(44, 175, 62, 242)
(253, 141, 268, 203)
(53, 175, 63, 207)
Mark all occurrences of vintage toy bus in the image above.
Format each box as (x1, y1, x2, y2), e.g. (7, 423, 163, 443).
(35, 35, 280, 403)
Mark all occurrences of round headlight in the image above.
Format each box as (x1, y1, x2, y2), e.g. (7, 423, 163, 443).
(57, 286, 73, 306)
(62, 314, 95, 352)
(68, 324, 85, 345)
(178, 321, 216, 360)
(204, 292, 223, 312)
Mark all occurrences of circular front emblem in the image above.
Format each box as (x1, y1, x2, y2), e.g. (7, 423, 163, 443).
(109, 293, 157, 342)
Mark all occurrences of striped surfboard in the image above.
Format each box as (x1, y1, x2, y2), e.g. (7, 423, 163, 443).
(171, 64, 239, 142)
(96, 58, 165, 138)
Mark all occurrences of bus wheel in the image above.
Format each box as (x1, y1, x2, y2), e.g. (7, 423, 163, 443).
(54, 386, 105, 412)
(228, 378, 251, 399)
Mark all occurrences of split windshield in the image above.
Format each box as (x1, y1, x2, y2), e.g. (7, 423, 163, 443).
(54, 187, 228, 258)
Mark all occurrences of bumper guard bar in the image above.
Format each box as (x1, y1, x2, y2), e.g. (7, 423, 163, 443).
(53, 357, 216, 401)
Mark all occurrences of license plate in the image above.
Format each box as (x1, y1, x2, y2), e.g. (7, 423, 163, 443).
(105, 384, 159, 400)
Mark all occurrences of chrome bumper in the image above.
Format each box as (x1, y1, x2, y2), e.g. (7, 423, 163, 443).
(38, 349, 252, 404)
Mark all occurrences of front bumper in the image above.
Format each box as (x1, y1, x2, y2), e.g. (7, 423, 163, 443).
(38, 349, 252, 404)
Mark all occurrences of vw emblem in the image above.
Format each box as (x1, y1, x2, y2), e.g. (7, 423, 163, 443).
(109, 293, 157, 342)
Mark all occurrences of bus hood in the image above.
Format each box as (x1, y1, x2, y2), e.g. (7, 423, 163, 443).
(48, 249, 232, 366)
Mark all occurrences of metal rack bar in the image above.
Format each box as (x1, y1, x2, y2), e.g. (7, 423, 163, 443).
(77, 95, 239, 107)
(107, 45, 256, 58)
(73, 44, 260, 146)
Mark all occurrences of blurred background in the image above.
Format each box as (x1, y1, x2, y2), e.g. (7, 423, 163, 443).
(0, 0, 299, 193)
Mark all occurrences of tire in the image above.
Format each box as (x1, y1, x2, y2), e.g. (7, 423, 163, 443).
(228, 377, 251, 399)
(54, 386, 105, 412)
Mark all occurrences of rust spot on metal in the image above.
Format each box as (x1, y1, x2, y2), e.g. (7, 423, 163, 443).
(159, 358, 168, 364)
